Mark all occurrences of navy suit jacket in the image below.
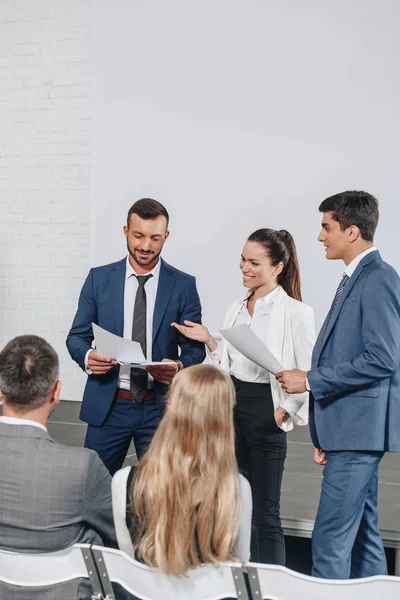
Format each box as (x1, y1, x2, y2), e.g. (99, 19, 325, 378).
(308, 251, 400, 452)
(66, 258, 205, 426)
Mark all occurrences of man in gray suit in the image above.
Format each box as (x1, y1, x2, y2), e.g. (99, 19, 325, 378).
(0, 334, 116, 599)
(277, 191, 400, 579)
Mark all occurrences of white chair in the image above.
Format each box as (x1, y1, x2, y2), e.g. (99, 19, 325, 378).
(0, 543, 103, 599)
(247, 562, 400, 600)
(91, 544, 249, 600)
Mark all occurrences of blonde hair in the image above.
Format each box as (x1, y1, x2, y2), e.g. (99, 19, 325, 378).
(130, 364, 240, 576)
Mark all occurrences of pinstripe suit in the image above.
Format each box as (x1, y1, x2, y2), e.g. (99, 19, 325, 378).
(0, 422, 116, 599)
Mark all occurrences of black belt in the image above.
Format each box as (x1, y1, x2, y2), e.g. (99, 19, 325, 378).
(230, 375, 271, 392)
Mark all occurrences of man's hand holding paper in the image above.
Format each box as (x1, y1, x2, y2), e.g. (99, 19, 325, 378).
(92, 324, 164, 367)
(275, 369, 308, 394)
(87, 349, 118, 375)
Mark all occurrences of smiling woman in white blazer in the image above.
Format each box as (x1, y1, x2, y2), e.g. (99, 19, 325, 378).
(173, 228, 315, 567)
(218, 288, 314, 431)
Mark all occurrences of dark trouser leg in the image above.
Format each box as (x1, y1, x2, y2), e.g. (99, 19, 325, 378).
(249, 432, 287, 565)
(351, 468, 387, 578)
(233, 377, 287, 565)
(132, 399, 162, 460)
(312, 450, 386, 579)
(84, 396, 161, 475)
(235, 416, 251, 479)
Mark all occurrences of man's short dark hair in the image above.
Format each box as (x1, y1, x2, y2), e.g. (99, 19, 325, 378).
(0, 335, 59, 410)
(127, 198, 169, 228)
(319, 190, 379, 242)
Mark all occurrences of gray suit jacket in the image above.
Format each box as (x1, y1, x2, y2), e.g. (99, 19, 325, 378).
(0, 422, 116, 599)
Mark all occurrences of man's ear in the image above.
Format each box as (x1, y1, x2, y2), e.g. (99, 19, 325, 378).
(50, 380, 62, 406)
(348, 225, 361, 242)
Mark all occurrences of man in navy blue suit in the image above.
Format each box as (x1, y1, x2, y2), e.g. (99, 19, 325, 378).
(277, 191, 400, 579)
(67, 198, 205, 474)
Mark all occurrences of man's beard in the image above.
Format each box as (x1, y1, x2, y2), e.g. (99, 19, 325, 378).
(127, 242, 162, 267)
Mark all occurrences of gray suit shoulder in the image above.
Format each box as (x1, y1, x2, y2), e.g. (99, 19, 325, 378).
(365, 257, 400, 284)
(46, 438, 103, 471)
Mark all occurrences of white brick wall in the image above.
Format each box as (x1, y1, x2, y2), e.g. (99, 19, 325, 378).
(0, 0, 92, 400)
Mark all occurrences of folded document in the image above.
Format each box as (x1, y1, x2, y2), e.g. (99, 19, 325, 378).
(92, 323, 164, 367)
(219, 324, 284, 375)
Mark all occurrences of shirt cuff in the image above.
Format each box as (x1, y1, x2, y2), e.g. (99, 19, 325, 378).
(84, 349, 93, 375)
(207, 348, 219, 364)
(278, 405, 294, 417)
(305, 376, 311, 392)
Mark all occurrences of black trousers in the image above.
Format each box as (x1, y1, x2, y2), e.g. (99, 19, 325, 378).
(232, 376, 287, 565)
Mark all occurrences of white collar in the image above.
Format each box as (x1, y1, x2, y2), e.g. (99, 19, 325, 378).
(344, 247, 377, 278)
(0, 415, 47, 432)
(242, 284, 282, 304)
(125, 256, 161, 281)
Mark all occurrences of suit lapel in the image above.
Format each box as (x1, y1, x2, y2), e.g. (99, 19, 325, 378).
(315, 250, 381, 360)
(225, 300, 243, 329)
(109, 258, 126, 336)
(267, 290, 286, 362)
(153, 259, 176, 343)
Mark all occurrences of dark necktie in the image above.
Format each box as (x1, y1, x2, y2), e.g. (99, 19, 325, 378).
(130, 274, 152, 402)
(325, 274, 350, 329)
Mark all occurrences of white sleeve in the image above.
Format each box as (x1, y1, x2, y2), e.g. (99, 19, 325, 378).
(231, 474, 252, 563)
(280, 304, 316, 422)
(207, 343, 222, 365)
(111, 466, 136, 558)
(207, 300, 240, 367)
(84, 348, 93, 375)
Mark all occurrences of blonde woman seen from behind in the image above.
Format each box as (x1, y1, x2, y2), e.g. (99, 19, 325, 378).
(111, 364, 252, 577)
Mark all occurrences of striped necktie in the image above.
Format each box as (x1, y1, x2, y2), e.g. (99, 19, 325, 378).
(325, 274, 349, 328)
(130, 274, 152, 403)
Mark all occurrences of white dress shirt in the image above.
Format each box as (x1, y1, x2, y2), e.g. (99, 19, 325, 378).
(208, 286, 315, 430)
(344, 246, 377, 278)
(210, 286, 281, 383)
(0, 415, 47, 431)
(118, 257, 160, 390)
(85, 256, 160, 390)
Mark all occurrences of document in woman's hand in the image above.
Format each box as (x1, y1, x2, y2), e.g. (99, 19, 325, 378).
(220, 324, 284, 375)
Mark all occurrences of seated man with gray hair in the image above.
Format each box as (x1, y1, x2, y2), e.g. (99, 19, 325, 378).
(0, 334, 116, 599)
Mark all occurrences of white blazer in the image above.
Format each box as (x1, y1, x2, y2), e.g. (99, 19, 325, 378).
(214, 286, 315, 432)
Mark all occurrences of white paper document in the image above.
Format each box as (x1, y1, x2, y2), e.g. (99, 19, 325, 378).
(219, 324, 284, 375)
(92, 324, 164, 367)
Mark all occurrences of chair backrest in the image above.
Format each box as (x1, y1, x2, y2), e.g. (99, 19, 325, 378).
(91, 545, 248, 600)
(247, 563, 400, 600)
(0, 543, 103, 599)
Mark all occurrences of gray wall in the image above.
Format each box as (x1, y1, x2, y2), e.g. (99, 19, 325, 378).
(93, 0, 400, 332)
